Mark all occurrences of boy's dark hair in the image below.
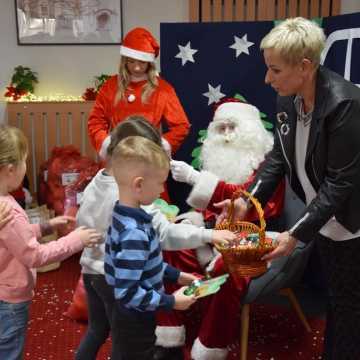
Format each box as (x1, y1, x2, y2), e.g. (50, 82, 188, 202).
(107, 115, 162, 157)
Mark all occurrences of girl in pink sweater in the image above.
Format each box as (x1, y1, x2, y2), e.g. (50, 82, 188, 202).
(0, 125, 102, 360)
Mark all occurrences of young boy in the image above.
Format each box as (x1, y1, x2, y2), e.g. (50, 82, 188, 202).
(105, 136, 197, 360)
(76, 117, 235, 360)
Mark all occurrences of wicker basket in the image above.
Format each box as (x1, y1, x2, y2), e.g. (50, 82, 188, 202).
(215, 189, 277, 278)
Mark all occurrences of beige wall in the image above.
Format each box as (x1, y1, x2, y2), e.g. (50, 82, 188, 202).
(0, 0, 188, 121)
(342, 0, 360, 14)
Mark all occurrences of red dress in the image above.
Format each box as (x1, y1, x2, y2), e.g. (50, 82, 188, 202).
(87, 75, 190, 154)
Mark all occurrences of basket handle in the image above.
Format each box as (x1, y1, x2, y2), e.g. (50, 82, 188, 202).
(227, 188, 266, 235)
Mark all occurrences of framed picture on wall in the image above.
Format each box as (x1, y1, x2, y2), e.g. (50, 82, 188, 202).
(15, 0, 123, 45)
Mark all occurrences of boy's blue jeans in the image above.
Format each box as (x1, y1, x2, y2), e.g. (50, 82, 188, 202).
(0, 300, 30, 360)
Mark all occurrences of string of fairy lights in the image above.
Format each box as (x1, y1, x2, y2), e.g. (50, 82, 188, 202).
(6, 93, 85, 102)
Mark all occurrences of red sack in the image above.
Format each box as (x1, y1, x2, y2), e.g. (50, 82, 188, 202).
(39, 146, 100, 220)
(58, 162, 100, 237)
(46, 146, 82, 212)
(64, 275, 88, 322)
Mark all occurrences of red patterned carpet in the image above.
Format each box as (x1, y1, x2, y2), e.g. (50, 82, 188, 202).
(25, 255, 325, 360)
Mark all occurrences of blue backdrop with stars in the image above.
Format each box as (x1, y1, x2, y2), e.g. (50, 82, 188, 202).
(160, 12, 360, 211)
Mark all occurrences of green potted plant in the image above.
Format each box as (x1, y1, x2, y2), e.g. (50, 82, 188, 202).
(4, 66, 38, 101)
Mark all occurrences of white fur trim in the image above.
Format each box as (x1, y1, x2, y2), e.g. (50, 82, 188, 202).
(191, 337, 228, 360)
(155, 325, 186, 347)
(196, 245, 215, 268)
(205, 251, 222, 273)
(99, 135, 111, 160)
(187, 171, 220, 210)
(120, 45, 155, 62)
(214, 102, 260, 123)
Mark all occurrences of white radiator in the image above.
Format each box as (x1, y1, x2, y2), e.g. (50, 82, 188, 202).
(7, 101, 97, 194)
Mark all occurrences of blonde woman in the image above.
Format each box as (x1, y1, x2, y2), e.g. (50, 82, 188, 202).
(87, 27, 190, 159)
(216, 17, 360, 359)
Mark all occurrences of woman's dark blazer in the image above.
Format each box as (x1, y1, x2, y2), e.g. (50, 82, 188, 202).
(249, 66, 360, 243)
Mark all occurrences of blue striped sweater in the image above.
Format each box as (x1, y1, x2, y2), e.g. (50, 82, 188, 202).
(104, 202, 179, 312)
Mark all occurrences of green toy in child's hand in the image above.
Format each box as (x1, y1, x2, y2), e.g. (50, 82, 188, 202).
(153, 198, 179, 222)
(184, 279, 201, 296)
(183, 274, 229, 298)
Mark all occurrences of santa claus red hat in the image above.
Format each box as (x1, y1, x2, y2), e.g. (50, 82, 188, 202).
(213, 100, 260, 123)
(120, 27, 159, 62)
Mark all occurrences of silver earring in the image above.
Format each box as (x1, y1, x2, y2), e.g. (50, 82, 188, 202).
(280, 123, 290, 136)
(277, 112, 290, 136)
(276, 111, 288, 125)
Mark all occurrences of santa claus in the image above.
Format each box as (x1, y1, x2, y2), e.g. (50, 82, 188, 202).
(155, 100, 285, 360)
(170, 100, 284, 266)
(200, 100, 273, 184)
(171, 100, 281, 215)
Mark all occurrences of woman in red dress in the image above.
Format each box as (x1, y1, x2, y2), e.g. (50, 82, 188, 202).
(87, 27, 190, 159)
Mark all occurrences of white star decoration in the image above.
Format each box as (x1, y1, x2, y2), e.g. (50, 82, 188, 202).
(229, 34, 254, 57)
(203, 84, 226, 105)
(175, 41, 198, 66)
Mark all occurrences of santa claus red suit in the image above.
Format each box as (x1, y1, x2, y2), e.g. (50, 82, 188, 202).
(87, 27, 190, 158)
(156, 100, 285, 359)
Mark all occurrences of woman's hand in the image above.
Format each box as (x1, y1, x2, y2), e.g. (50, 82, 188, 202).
(214, 197, 248, 224)
(49, 216, 76, 229)
(262, 231, 297, 261)
(178, 272, 199, 286)
(0, 201, 13, 230)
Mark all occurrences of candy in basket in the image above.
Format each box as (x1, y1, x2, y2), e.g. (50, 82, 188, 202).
(214, 189, 278, 278)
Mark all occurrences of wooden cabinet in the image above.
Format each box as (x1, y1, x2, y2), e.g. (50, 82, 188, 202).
(188, 0, 341, 22)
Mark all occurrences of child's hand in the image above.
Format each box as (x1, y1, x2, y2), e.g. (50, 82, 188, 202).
(49, 216, 76, 229)
(178, 272, 199, 286)
(0, 201, 13, 230)
(173, 286, 197, 310)
(73, 226, 102, 247)
(211, 229, 236, 246)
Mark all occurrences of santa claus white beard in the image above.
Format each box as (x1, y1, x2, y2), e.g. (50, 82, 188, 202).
(200, 131, 273, 184)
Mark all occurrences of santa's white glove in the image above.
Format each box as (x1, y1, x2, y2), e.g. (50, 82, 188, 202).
(161, 138, 172, 157)
(170, 160, 200, 185)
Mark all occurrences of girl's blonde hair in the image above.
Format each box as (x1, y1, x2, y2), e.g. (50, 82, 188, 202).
(260, 17, 325, 66)
(112, 136, 169, 172)
(0, 125, 28, 166)
(114, 57, 158, 105)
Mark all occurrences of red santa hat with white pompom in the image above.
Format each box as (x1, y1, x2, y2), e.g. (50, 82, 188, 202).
(213, 97, 261, 124)
(120, 27, 159, 62)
